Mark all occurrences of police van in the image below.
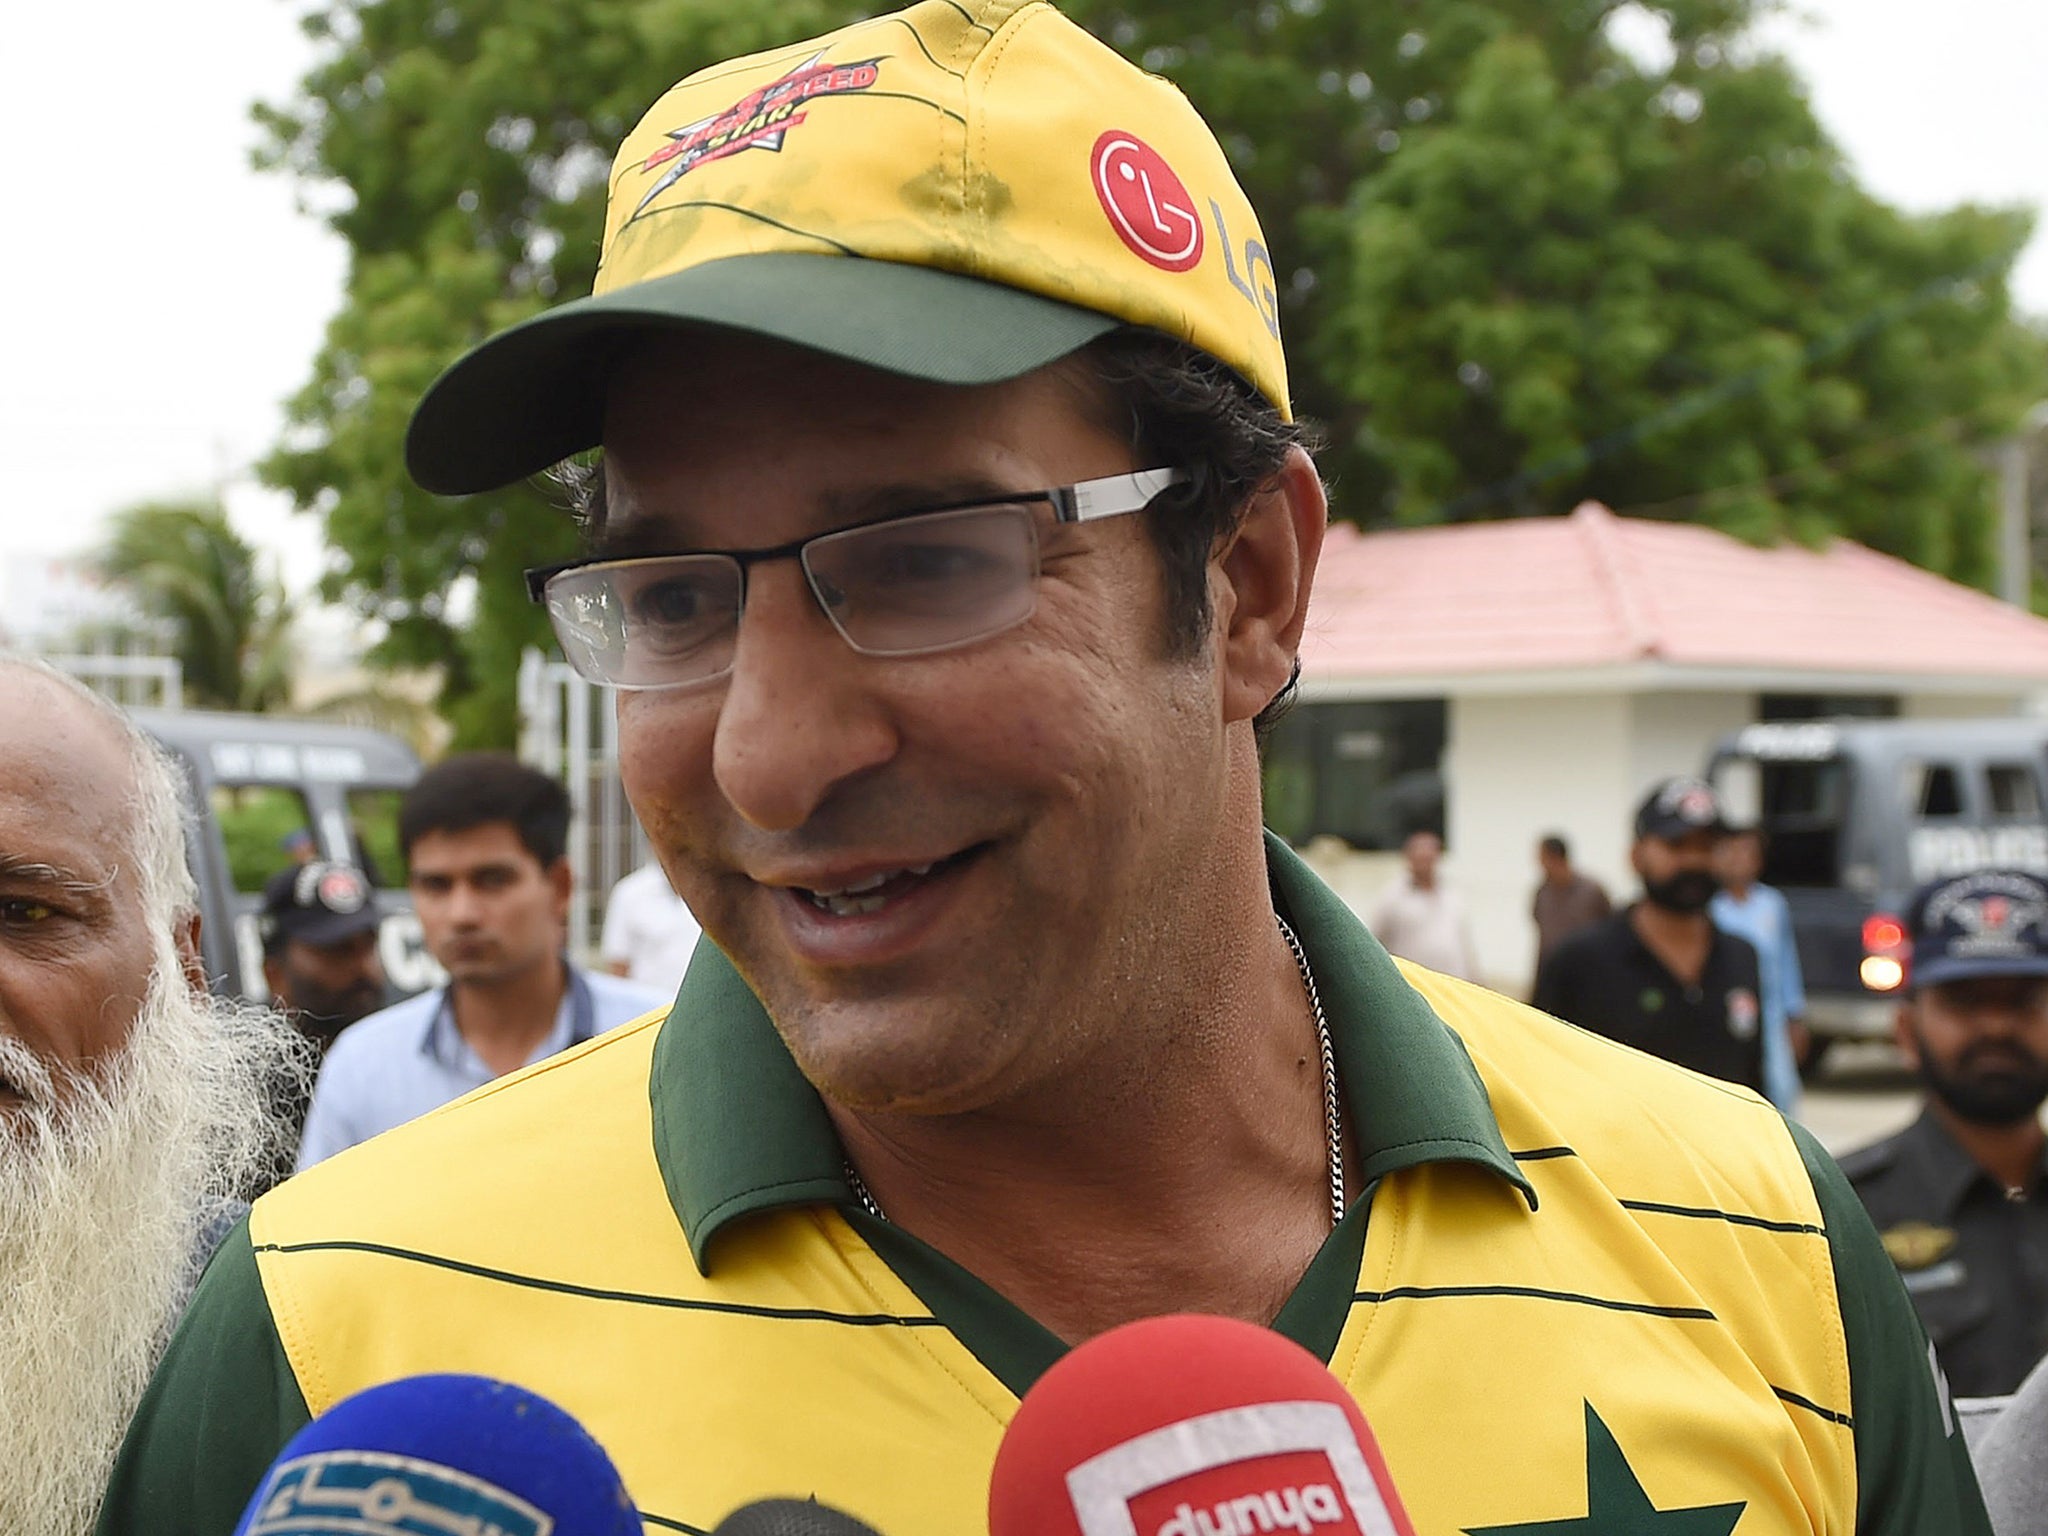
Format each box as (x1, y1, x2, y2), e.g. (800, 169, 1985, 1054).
(1706, 717, 2048, 1069)
(135, 710, 438, 1003)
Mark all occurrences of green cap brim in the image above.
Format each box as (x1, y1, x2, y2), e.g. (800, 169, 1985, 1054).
(405, 252, 1123, 496)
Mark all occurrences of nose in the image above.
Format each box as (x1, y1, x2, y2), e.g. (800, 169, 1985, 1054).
(445, 882, 486, 929)
(712, 562, 900, 832)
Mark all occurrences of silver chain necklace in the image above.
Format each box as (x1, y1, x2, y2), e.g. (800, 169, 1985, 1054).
(843, 915, 1346, 1229)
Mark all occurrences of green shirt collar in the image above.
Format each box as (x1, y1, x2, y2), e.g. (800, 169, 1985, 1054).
(654, 831, 1534, 1272)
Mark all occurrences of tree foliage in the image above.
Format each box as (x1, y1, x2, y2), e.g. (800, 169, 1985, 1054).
(93, 501, 297, 714)
(260, 0, 2046, 744)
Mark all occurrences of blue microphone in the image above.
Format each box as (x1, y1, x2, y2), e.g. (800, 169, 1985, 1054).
(232, 1373, 640, 1536)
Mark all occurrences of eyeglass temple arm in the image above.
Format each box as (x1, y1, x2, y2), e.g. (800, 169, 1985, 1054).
(1049, 467, 1187, 524)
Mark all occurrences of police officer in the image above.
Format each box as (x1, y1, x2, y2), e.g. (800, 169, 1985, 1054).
(1532, 777, 1764, 1091)
(1841, 868, 2048, 1399)
(253, 860, 391, 1194)
(258, 860, 389, 1048)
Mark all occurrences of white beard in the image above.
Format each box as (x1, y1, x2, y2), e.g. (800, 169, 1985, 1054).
(0, 950, 307, 1536)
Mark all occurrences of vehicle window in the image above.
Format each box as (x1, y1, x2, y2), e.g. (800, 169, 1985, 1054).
(1986, 763, 2041, 820)
(345, 788, 408, 888)
(1261, 699, 1447, 850)
(209, 785, 315, 895)
(1710, 755, 1849, 888)
(1904, 762, 1965, 819)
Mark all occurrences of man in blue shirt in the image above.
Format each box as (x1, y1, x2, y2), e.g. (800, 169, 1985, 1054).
(1711, 826, 1808, 1115)
(297, 755, 666, 1167)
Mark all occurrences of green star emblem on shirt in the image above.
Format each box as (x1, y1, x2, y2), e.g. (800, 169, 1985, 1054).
(1464, 1403, 1746, 1535)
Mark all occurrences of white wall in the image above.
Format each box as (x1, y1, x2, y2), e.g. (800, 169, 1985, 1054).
(1629, 691, 1755, 793)
(1422, 689, 1750, 995)
(1444, 693, 1633, 994)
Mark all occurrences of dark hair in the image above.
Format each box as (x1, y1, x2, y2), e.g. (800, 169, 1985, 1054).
(554, 329, 1319, 738)
(1539, 834, 1569, 860)
(398, 753, 571, 867)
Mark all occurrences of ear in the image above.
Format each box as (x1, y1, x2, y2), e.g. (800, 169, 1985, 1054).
(546, 856, 574, 918)
(262, 954, 288, 1005)
(1214, 447, 1327, 726)
(175, 910, 208, 999)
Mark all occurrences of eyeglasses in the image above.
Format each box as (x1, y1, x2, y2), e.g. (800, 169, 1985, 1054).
(525, 467, 1187, 691)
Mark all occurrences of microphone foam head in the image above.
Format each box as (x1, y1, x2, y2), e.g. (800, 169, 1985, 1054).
(711, 1498, 887, 1536)
(233, 1373, 640, 1536)
(989, 1314, 1414, 1536)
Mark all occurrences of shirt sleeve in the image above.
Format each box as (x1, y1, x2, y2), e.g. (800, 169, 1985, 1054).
(1529, 941, 1574, 1021)
(95, 1216, 312, 1536)
(1787, 1120, 1991, 1536)
(294, 1051, 358, 1172)
(1773, 891, 1808, 1018)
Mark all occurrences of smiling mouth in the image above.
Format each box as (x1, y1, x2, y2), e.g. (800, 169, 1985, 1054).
(795, 846, 984, 916)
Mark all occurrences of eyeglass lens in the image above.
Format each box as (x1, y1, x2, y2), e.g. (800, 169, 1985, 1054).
(544, 502, 1043, 688)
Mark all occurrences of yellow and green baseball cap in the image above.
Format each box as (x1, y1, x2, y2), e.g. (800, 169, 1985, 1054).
(406, 0, 1290, 496)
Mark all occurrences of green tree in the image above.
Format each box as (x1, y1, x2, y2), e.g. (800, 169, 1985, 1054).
(258, 0, 2047, 744)
(92, 500, 297, 714)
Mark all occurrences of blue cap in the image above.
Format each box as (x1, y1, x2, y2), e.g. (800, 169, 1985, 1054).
(1906, 869, 2048, 989)
(233, 1374, 640, 1536)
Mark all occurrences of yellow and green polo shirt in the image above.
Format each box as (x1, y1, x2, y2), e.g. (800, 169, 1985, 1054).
(97, 838, 1987, 1536)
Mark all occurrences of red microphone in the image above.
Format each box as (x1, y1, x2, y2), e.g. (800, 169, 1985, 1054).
(989, 1314, 1417, 1536)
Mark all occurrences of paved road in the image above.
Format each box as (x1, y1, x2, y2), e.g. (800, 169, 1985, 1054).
(1799, 1041, 1918, 1155)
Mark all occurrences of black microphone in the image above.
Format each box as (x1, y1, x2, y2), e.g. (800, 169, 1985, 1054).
(231, 1373, 640, 1536)
(711, 1498, 887, 1536)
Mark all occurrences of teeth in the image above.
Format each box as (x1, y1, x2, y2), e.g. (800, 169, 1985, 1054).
(810, 891, 890, 916)
(804, 860, 941, 915)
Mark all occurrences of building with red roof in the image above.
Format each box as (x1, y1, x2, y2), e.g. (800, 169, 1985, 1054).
(1272, 503, 2048, 990)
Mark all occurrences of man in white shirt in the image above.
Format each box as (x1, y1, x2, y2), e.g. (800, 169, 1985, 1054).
(1368, 830, 1479, 980)
(600, 860, 702, 996)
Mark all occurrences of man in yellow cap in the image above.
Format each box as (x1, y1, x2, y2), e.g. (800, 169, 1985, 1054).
(100, 5, 1986, 1533)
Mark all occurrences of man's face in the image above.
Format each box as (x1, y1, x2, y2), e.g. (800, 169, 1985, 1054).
(1404, 833, 1441, 883)
(1632, 829, 1721, 914)
(0, 671, 158, 1111)
(1538, 846, 1567, 881)
(604, 334, 1235, 1115)
(1714, 832, 1763, 889)
(1899, 974, 2048, 1128)
(408, 823, 569, 989)
(268, 929, 385, 1038)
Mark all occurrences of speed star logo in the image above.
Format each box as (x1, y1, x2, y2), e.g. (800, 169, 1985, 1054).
(634, 52, 883, 214)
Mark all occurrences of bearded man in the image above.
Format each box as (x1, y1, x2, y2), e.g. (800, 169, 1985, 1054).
(1532, 777, 1765, 1092)
(0, 657, 302, 1536)
(1842, 868, 2048, 1400)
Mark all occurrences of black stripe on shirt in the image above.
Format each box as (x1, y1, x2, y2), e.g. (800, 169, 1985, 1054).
(1619, 1198, 1827, 1237)
(1773, 1384, 1856, 1427)
(254, 1239, 945, 1328)
(1353, 1283, 1716, 1321)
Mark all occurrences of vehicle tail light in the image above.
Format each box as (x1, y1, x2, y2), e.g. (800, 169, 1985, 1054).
(1861, 912, 1908, 992)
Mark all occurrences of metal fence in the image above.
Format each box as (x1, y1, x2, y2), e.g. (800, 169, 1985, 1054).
(517, 647, 649, 961)
(37, 648, 184, 710)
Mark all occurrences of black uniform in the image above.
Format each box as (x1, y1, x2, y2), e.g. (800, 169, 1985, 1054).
(1532, 907, 1765, 1091)
(1839, 1109, 2048, 1398)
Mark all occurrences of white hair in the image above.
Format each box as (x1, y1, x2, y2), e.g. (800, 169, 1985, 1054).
(0, 656, 307, 1535)
(0, 657, 198, 930)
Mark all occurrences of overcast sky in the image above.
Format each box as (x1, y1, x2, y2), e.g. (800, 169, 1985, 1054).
(2, 0, 2044, 601)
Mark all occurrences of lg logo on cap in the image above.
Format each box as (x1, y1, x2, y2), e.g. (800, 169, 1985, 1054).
(1091, 131, 1204, 271)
